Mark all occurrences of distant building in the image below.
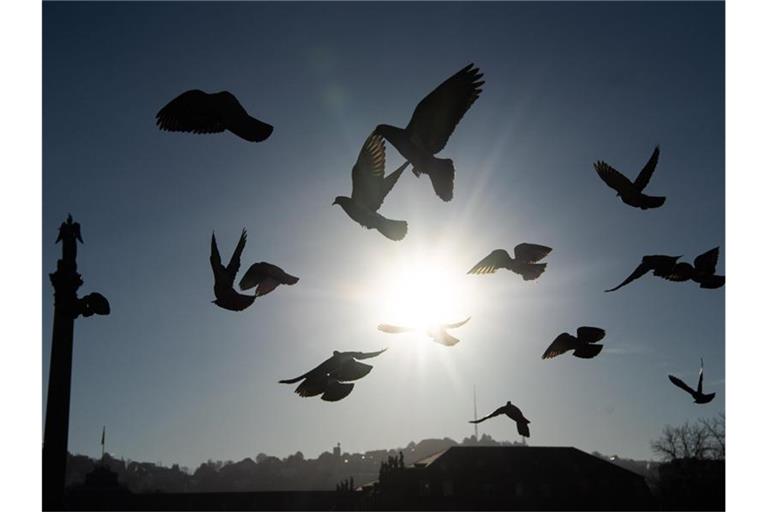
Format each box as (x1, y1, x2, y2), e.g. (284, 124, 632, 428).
(333, 443, 341, 459)
(369, 446, 655, 510)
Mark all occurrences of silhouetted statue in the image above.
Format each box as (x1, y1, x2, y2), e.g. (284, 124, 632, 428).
(470, 401, 531, 438)
(668, 358, 716, 404)
(210, 229, 255, 311)
(606, 248, 724, 292)
(333, 132, 409, 241)
(377, 317, 471, 346)
(375, 64, 484, 201)
(239, 262, 299, 297)
(467, 244, 552, 280)
(279, 349, 387, 402)
(594, 146, 666, 209)
(156, 90, 273, 142)
(542, 326, 606, 359)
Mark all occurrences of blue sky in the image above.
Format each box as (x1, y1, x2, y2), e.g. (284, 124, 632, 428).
(43, 1, 724, 469)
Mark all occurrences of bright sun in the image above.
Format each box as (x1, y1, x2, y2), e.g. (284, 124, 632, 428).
(372, 248, 479, 331)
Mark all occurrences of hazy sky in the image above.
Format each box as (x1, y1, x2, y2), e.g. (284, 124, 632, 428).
(43, 1, 724, 469)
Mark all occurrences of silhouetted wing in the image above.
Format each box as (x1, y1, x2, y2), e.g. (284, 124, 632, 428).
(352, 132, 387, 209)
(594, 161, 635, 195)
(697, 360, 704, 394)
(294, 374, 327, 398)
(576, 326, 606, 343)
(668, 375, 696, 396)
(335, 360, 373, 382)
(321, 381, 355, 402)
(469, 405, 506, 424)
(633, 146, 660, 191)
(572, 344, 603, 359)
(210, 232, 224, 274)
(444, 317, 471, 329)
(514, 243, 552, 263)
(348, 348, 388, 360)
(214, 91, 273, 142)
(156, 90, 227, 134)
(694, 247, 720, 275)
(541, 333, 577, 359)
(225, 229, 247, 275)
(516, 421, 531, 438)
(378, 324, 416, 334)
(467, 249, 514, 274)
(376, 161, 409, 210)
(432, 330, 460, 346)
(605, 261, 652, 292)
(405, 64, 484, 154)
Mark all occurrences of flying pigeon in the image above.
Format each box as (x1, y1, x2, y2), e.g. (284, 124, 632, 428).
(239, 262, 299, 297)
(668, 358, 716, 404)
(156, 90, 273, 142)
(375, 64, 484, 201)
(377, 317, 471, 347)
(468, 244, 552, 281)
(210, 229, 256, 311)
(469, 401, 531, 438)
(594, 146, 665, 209)
(606, 248, 724, 292)
(542, 327, 606, 359)
(279, 349, 387, 402)
(333, 132, 408, 241)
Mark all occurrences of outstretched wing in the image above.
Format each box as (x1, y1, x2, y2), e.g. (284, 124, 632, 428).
(444, 317, 471, 329)
(240, 262, 299, 291)
(694, 247, 720, 275)
(467, 249, 514, 274)
(514, 243, 552, 263)
(668, 375, 696, 396)
(576, 327, 606, 343)
(605, 261, 652, 292)
(469, 405, 506, 424)
(697, 359, 705, 394)
(378, 324, 416, 334)
(432, 330, 460, 346)
(224, 229, 247, 276)
(376, 161, 410, 210)
(633, 146, 660, 191)
(210, 232, 224, 274)
(405, 64, 484, 154)
(352, 132, 387, 209)
(541, 333, 577, 359)
(594, 161, 635, 195)
(156, 90, 226, 134)
(348, 348, 388, 360)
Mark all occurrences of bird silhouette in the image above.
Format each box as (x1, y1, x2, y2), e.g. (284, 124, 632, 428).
(467, 244, 552, 281)
(469, 401, 531, 438)
(594, 146, 665, 209)
(542, 327, 606, 359)
(239, 262, 299, 297)
(279, 349, 387, 402)
(156, 90, 273, 142)
(375, 64, 484, 201)
(606, 248, 724, 292)
(333, 132, 409, 241)
(668, 358, 716, 404)
(377, 317, 471, 346)
(210, 229, 255, 311)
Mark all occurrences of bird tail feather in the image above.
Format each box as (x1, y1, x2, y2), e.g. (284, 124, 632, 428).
(419, 157, 455, 201)
(375, 217, 408, 241)
(517, 263, 547, 281)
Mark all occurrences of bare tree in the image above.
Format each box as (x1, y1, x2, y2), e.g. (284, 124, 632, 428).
(699, 413, 725, 459)
(651, 414, 725, 461)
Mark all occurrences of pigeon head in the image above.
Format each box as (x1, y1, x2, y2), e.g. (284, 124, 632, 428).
(333, 196, 352, 208)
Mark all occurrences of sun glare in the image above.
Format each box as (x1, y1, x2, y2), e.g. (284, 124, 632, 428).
(372, 248, 479, 332)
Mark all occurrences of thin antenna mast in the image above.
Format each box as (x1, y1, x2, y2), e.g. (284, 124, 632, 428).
(473, 385, 479, 440)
